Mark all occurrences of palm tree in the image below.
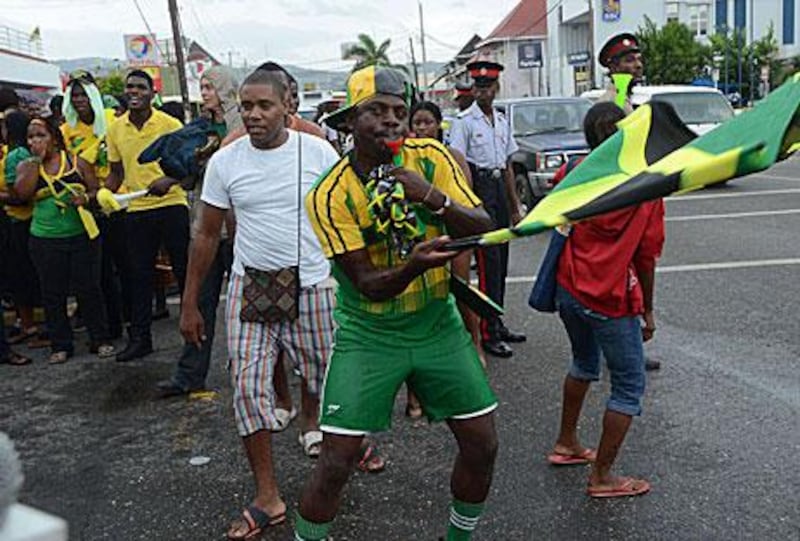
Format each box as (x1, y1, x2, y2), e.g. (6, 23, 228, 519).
(344, 33, 392, 70)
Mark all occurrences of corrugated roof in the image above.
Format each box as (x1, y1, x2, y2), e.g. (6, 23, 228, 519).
(483, 0, 548, 42)
(456, 34, 483, 59)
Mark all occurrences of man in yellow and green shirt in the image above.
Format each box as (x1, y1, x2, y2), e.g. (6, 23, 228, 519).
(106, 69, 185, 362)
(297, 66, 498, 541)
(61, 70, 130, 340)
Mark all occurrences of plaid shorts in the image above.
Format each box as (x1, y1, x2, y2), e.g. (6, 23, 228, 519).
(225, 272, 335, 437)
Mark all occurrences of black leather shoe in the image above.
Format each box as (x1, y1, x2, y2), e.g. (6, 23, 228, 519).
(483, 340, 513, 358)
(645, 357, 661, 371)
(116, 340, 153, 362)
(156, 380, 189, 398)
(499, 326, 527, 343)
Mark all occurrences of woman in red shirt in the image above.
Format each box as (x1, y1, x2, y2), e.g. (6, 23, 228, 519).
(548, 102, 664, 498)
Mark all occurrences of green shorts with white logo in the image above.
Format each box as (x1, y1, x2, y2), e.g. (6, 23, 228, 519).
(319, 297, 497, 435)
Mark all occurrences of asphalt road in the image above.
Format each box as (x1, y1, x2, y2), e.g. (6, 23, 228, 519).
(2, 160, 799, 540)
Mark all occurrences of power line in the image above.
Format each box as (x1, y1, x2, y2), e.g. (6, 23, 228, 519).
(527, 0, 563, 37)
(182, 0, 238, 59)
(130, 0, 166, 59)
(424, 33, 462, 51)
(183, 0, 213, 51)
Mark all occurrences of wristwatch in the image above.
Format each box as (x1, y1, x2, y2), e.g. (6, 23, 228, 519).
(433, 194, 451, 216)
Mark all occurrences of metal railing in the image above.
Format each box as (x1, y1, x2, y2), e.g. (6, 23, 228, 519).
(0, 24, 44, 58)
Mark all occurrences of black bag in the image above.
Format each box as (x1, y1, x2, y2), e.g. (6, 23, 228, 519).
(239, 136, 303, 323)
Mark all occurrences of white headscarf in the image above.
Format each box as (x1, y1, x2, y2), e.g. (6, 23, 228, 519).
(62, 80, 107, 138)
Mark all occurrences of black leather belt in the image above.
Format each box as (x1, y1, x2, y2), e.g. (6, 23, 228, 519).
(477, 168, 505, 179)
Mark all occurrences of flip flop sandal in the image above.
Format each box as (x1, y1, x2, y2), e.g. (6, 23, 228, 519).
(547, 448, 597, 466)
(94, 344, 116, 359)
(405, 403, 424, 419)
(587, 477, 651, 499)
(1, 351, 33, 366)
(272, 407, 298, 432)
(357, 443, 386, 473)
(227, 505, 286, 540)
(48, 351, 70, 365)
(298, 430, 323, 457)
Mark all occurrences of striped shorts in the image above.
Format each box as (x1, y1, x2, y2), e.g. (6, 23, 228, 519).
(225, 272, 335, 437)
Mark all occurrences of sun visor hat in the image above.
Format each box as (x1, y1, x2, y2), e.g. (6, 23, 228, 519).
(324, 66, 412, 131)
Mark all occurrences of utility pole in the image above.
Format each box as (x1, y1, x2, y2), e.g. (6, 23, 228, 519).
(587, 0, 595, 89)
(409, 37, 420, 93)
(418, 1, 429, 91)
(167, 0, 191, 120)
(737, 28, 743, 104)
(749, 0, 755, 105)
(724, 24, 729, 96)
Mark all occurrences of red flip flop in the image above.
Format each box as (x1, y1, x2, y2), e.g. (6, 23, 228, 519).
(547, 448, 597, 466)
(587, 477, 651, 498)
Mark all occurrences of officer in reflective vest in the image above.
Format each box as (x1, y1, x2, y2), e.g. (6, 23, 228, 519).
(597, 32, 644, 115)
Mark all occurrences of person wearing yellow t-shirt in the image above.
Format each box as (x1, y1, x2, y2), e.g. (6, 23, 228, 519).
(105, 70, 185, 362)
(61, 70, 129, 341)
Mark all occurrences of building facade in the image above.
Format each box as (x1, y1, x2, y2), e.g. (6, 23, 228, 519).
(548, 0, 800, 97)
(0, 24, 61, 92)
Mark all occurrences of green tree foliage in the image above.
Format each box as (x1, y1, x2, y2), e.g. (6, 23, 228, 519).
(710, 25, 781, 98)
(343, 34, 410, 75)
(96, 73, 125, 97)
(636, 17, 710, 85)
(344, 34, 392, 70)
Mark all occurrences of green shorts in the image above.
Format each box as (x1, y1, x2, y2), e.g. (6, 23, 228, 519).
(319, 298, 497, 435)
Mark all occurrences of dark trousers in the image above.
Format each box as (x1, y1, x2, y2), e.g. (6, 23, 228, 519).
(470, 165, 510, 342)
(171, 238, 233, 391)
(0, 325, 8, 359)
(126, 205, 189, 343)
(7, 219, 41, 308)
(97, 212, 131, 338)
(29, 235, 110, 353)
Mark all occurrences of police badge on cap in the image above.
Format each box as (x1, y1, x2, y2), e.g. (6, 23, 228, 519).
(466, 61, 504, 87)
(598, 33, 640, 68)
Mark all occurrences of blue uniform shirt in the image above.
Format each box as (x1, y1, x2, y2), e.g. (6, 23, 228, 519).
(449, 101, 518, 170)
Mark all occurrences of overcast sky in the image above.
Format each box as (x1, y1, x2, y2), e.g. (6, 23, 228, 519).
(0, 0, 521, 70)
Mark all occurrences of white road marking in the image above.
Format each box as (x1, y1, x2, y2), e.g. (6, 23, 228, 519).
(666, 209, 800, 221)
(502, 258, 800, 285)
(751, 173, 800, 182)
(168, 257, 800, 303)
(668, 188, 800, 202)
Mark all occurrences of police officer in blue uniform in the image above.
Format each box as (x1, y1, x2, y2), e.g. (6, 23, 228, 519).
(450, 60, 526, 358)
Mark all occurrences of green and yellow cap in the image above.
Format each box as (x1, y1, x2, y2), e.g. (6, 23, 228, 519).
(325, 65, 413, 131)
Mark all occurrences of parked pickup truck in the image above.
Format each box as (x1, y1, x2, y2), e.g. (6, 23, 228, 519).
(495, 97, 593, 210)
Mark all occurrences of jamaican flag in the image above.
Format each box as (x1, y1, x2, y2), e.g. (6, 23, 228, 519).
(447, 73, 800, 250)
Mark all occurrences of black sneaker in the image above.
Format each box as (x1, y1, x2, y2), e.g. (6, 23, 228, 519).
(483, 340, 513, 358)
(156, 380, 190, 398)
(498, 326, 526, 343)
(116, 340, 154, 362)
